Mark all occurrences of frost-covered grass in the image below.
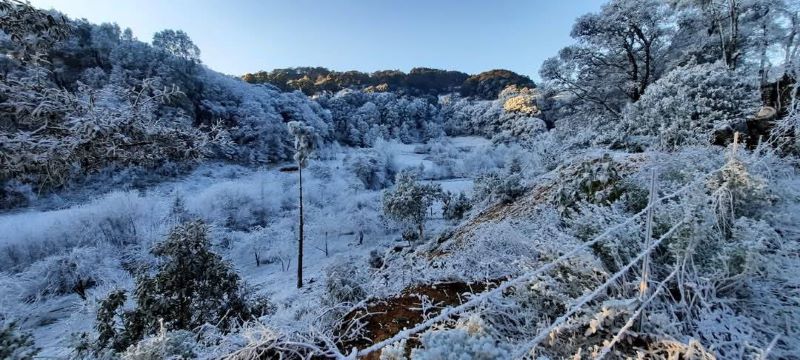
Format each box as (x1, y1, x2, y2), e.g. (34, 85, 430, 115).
(0, 136, 511, 357)
(3, 132, 798, 359)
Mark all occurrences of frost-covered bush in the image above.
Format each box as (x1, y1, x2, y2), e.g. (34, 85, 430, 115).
(17, 247, 118, 301)
(0, 190, 161, 272)
(120, 330, 196, 360)
(324, 259, 368, 305)
(441, 191, 472, 221)
(187, 174, 290, 231)
(554, 154, 625, 213)
(472, 172, 525, 205)
(345, 150, 395, 190)
(410, 329, 511, 360)
(94, 221, 253, 352)
(379, 339, 407, 360)
(621, 62, 760, 150)
(383, 170, 442, 241)
(490, 117, 547, 144)
(0, 321, 39, 360)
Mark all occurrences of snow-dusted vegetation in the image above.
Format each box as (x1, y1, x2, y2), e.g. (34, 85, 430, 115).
(1, 0, 800, 359)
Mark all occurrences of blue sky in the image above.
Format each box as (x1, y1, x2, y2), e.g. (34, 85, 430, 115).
(30, 1, 605, 79)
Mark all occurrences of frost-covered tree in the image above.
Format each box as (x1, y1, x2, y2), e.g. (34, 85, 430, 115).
(668, 0, 799, 74)
(383, 170, 442, 241)
(540, 0, 673, 116)
(152, 29, 200, 62)
(620, 61, 760, 149)
(441, 190, 472, 221)
(0, 0, 70, 63)
(288, 121, 316, 288)
(472, 171, 525, 205)
(346, 150, 395, 190)
(93, 221, 252, 352)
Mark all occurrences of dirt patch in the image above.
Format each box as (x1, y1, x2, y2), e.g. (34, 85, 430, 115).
(336, 279, 506, 359)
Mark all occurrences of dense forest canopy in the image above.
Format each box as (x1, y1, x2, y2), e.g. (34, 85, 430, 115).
(241, 66, 535, 99)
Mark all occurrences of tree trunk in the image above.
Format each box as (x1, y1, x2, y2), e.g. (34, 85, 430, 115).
(418, 222, 424, 243)
(726, 0, 740, 70)
(297, 165, 304, 288)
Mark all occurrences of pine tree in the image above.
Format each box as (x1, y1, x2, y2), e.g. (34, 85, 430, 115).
(93, 221, 251, 352)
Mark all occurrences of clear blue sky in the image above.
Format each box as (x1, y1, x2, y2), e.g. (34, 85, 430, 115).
(30, 0, 605, 79)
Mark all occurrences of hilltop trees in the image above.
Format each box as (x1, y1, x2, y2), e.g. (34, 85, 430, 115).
(0, 7, 335, 205)
(242, 67, 533, 99)
(459, 69, 535, 100)
(152, 29, 200, 62)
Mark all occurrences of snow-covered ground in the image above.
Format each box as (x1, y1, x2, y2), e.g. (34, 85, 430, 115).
(0, 136, 501, 357)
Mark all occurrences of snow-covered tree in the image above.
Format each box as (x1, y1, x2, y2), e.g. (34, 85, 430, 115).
(0, 0, 70, 63)
(382, 170, 442, 241)
(540, 0, 673, 116)
(93, 221, 252, 352)
(620, 61, 760, 149)
(288, 121, 316, 288)
(152, 29, 200, 62)
(441, 190, 472, 221)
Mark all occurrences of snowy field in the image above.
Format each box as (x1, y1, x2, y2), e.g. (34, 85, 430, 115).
(0, 136, 502, 357)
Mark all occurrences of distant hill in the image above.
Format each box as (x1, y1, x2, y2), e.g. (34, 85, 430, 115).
(241, 67, 535, 99)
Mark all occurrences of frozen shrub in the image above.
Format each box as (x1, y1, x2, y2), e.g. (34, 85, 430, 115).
(346, 150, 395, 190)
(324, 259, 367, 305)
(554, 154, 624, 214)
(707, 157, 772, 226)
(473, 172, 525, 205)
(383, 170, 442, 241)
(368, 250, 384, 269)
(94, 221, 253, 352)
(18, 247, 119, 301)
(379, 339, 407, 360)
(0, 321, 39, 360)
(410, 329, 511, 360)
(121, 330, 197, 360)
(190, 182, 273, 231)
(441, 191, 472, 221)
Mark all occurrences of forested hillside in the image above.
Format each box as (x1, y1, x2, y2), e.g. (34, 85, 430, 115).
(1, 0, 799, 359)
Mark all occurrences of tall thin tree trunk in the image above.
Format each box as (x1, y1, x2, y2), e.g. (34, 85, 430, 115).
(297, 165, 304, 288)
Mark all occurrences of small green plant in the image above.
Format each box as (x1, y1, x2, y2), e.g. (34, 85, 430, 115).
(555, 154, 624, 214)
(0, 322, 39, 360)
(92, 220, 254, 353)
